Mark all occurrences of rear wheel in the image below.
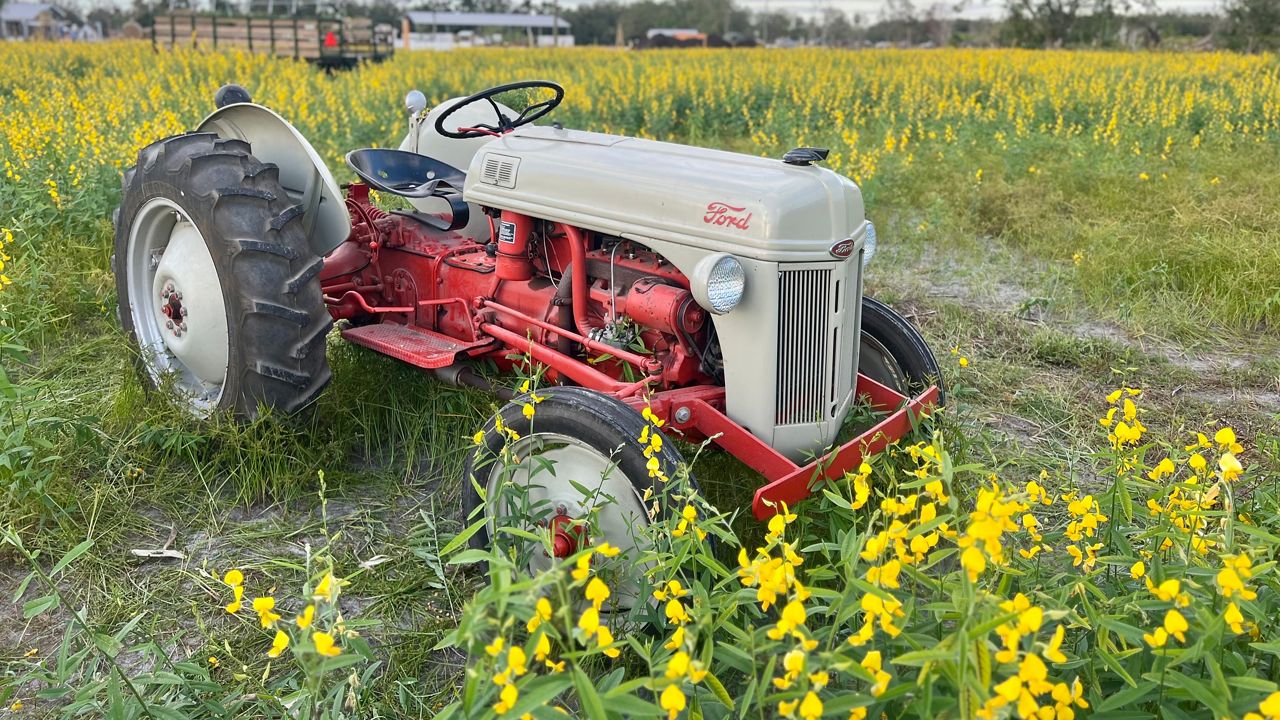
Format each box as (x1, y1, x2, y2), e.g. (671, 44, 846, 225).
(113, 132, 332, 418)
(859, 296, 944, 403)
(463, 387, 691, 610)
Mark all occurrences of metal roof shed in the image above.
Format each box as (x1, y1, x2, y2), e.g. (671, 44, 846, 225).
(403, 11, 570, 31)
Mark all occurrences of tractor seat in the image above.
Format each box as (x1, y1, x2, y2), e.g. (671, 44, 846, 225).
(345, 148, 467, 200)
(345, 148, 470, 232)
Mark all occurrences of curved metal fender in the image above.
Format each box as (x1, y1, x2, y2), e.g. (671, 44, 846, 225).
(197, 103, 351, 257)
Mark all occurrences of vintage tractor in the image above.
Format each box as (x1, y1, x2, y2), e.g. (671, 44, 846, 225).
(113, 81, 942, 572)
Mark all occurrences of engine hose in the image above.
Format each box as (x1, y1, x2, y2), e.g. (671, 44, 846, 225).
(561, 225, 598, 338)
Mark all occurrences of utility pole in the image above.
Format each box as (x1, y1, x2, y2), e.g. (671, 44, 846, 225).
(552, 0, 559, 46)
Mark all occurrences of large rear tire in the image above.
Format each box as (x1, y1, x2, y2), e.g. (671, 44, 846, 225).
(113, 132, 332, 418)
(859, 296, 945, 404)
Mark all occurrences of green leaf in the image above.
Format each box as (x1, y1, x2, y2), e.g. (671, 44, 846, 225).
(1228, 676, 1278, 693)
(510, 674, 574, 717)
(22, 594, 58, 619)
(1163, 670, 1231, 717)
(572, 665, 608, 720)
(703, 671, 734, 711)
(892, 647, 957, 667)
(1096, 646, 1137, 688)
(50, 539, 93, 577)
(601, 694, 663, 716)
(1095, 681, 1156, 711)
(441, 518, 488, 558)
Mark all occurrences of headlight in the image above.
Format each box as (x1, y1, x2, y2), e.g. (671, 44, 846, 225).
(863, 221, 877, 268)
(691, 253, 746, 315)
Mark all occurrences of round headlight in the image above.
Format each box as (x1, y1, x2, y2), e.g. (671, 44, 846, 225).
(863, 221, 877, 268)
(692, 253, 746, 315)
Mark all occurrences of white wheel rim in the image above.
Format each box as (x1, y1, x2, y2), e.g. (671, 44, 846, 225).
(126, 198, 230, 416)
(486, 432, 652, 608)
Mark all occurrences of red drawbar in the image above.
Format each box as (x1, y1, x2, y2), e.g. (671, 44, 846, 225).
(637, 376, 939, 521)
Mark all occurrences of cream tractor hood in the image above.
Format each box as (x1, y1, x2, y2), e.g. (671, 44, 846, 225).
(463, 126, 869, 263)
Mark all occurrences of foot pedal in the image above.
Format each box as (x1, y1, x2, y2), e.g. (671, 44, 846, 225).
(341, 323, 489, 370)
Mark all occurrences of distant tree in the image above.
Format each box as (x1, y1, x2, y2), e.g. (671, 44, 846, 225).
(1003, 0, 1081, 46)
(563, 0, 623, 43)
(1222, 0, 1280, 50)
(753, 9, 796, 43)
(819, 7, 857, 45)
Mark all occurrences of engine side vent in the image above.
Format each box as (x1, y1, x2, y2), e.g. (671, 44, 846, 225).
(776, 267, 834, 426)
(480, 154, 519, 189)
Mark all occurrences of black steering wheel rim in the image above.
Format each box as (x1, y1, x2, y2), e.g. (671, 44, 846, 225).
(433, 80, 565, 140)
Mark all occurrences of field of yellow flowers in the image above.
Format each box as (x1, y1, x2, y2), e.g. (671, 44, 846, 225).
(1, 42, 1279, 718)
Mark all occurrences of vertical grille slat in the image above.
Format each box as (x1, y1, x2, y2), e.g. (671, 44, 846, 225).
(776, 266, 835, 426)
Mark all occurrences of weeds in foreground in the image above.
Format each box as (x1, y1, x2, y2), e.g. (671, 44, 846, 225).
(440, 387, 1276, 720)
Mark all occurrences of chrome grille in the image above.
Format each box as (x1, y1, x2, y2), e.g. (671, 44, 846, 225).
(776, 267, 834, 425)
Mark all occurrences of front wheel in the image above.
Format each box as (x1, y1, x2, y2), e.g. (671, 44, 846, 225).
(113, 132, 332, 418)
(858, 296, 945, 404)
(463, 387, 692, 608)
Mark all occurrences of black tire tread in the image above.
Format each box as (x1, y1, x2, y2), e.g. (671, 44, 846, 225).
(114, 131, 332, 418)
(860, 296, 945, 404)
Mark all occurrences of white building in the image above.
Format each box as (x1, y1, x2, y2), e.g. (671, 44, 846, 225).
(401, 11, 572, 50)
(1, 2, 86, 40)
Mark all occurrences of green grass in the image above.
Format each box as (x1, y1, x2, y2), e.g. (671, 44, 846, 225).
(2, 47, 1279, 717)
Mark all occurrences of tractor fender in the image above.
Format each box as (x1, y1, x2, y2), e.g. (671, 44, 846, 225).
(197, 103, 350, 257)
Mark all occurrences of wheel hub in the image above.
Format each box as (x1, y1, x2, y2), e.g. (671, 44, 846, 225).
(548, 511, 588, 558)
(126, 198, 231, 415)
(158, 281, 188, 337)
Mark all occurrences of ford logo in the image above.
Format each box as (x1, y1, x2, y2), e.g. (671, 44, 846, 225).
(829, 238, 855, 259)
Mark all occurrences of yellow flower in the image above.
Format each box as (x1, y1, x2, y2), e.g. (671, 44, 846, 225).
(252, 596, 281, 628)
(1163, 609, 1188, 643)
(960, 545, 986, 582)
(596, 542, 621, 557)
(473, 430, 485, 445)
(267, 629, 290, 658)
(665, 599, 690, 625)
(486, 637, 506, 657)
(578, 606, 601, 635)
(664, 625, 685, 651)
(509, 646, 529, 676)
(660, 684, 686, 720)
(1219, 452, 1243, 482)
(312, 631, 341, 657)
(223, 569, 244, 587)
(1044, 624, 1067, 663)
(571, 551, 594, 582)
(1147, 458, 1175, 480)
(1225, 602, 1245, 634)
(861, 650, 891, 696)
(798, 691, 823, 720)
(313, 573, 341, 603)
(527, 597, 553, 633)
(224, 584, 244, 614)
(597, 626, 620, 658)
(494, 682, 518, 714)
(295, 604, 315, 629)
(585, 577, 611, 610)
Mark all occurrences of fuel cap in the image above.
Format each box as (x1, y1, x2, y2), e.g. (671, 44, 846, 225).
(782, 147, 830, 166)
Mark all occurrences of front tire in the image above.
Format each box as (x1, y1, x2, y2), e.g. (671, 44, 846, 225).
(114, 132, 332, 418)
(463, 387, 692, 605)
(859, 296, 945, 403)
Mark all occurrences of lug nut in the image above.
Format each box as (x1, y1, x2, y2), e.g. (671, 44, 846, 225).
(166, 320, 174, 330)
(674, 406, 692, 424)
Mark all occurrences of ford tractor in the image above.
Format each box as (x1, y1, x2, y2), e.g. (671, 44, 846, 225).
(112, 81, 943, 576)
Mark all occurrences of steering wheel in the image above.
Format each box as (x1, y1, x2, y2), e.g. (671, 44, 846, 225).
(434, 80, 565, 140)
